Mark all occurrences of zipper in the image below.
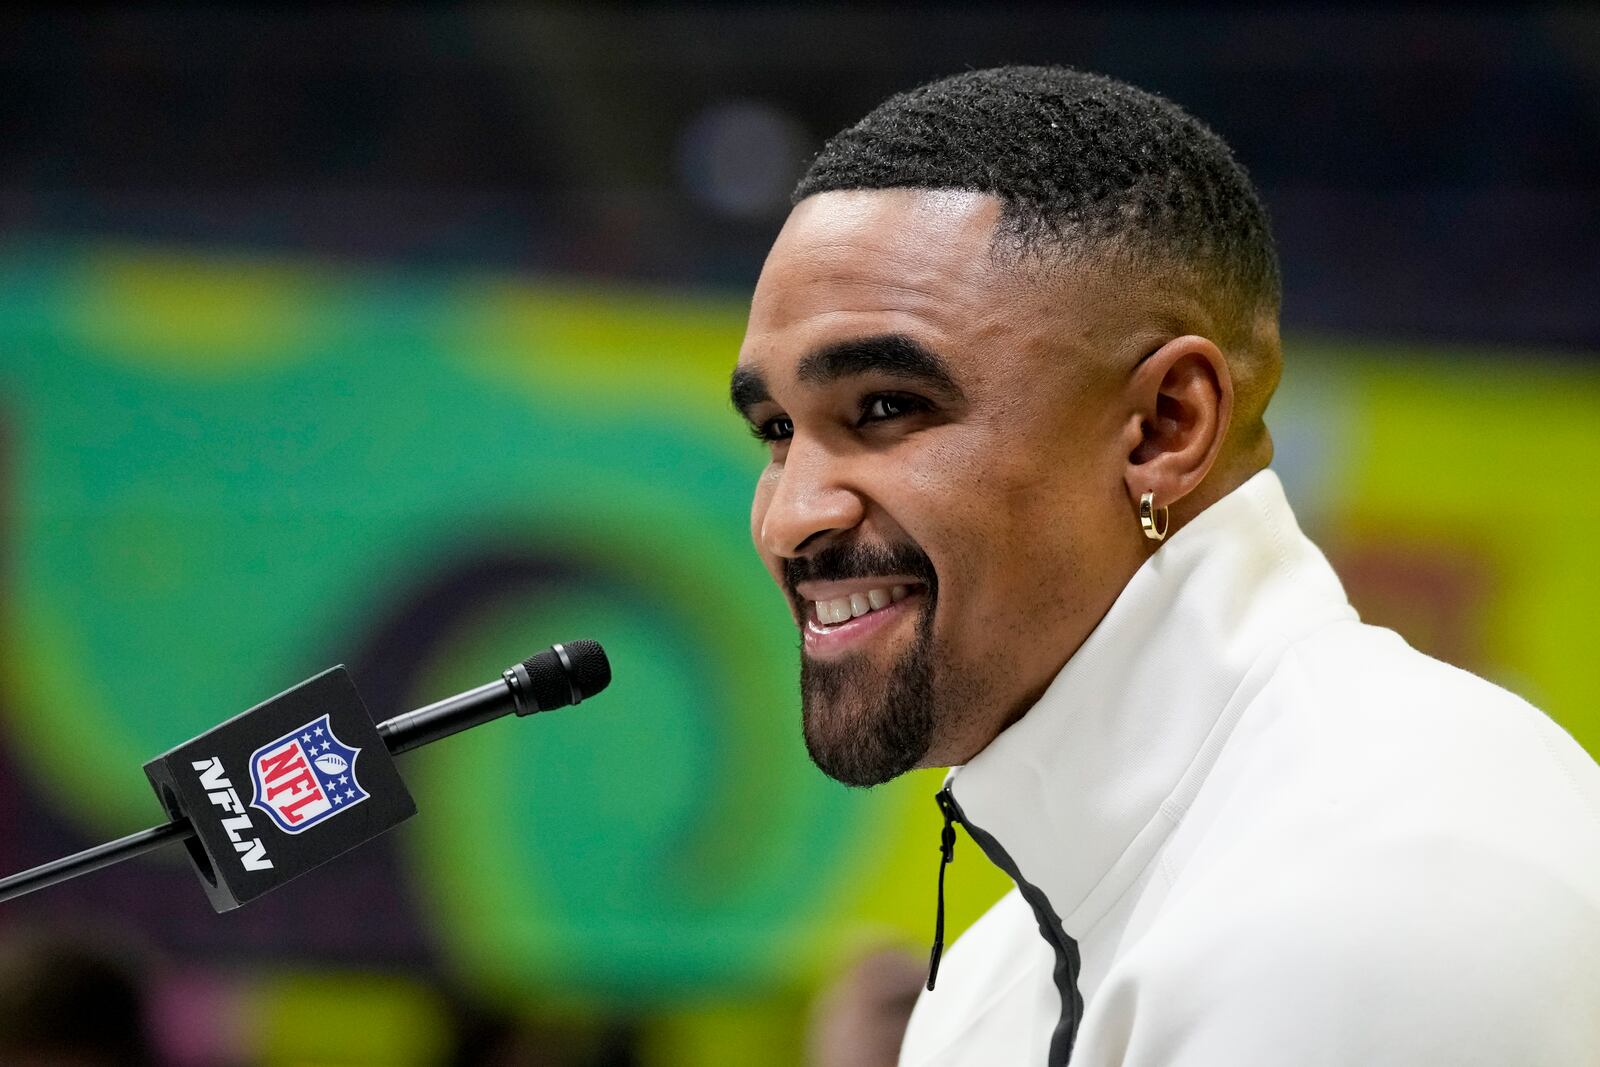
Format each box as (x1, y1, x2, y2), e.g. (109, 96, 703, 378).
(932, 785, 1084, 1065)
(926, 785, 960, 990)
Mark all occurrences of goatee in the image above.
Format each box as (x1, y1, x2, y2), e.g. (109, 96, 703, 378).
(786, 539, 940, 788)
(800, 594, 936, 788)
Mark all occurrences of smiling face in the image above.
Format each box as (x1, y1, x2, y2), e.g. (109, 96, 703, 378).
(734, 188, 1167, 786)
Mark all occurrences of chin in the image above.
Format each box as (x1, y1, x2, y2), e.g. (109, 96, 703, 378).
(797, 584, 942, 786)
(800, 669, 935, 788)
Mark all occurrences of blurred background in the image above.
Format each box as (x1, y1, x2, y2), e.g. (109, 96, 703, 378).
(0, 6, 1596, 1065)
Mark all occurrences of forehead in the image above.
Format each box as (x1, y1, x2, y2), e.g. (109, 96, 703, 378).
(738, 189, 1026, 380)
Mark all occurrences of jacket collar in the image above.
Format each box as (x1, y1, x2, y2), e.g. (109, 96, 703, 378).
(946, 469, 1357, 937)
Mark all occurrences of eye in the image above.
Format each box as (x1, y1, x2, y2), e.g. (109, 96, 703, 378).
(750, 415, 794, 443)
(859, 393, 927, 424)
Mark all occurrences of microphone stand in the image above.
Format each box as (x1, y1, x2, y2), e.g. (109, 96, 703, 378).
(0, 640, 608, 907)
(0, 685, 473, 903)
(0, 818, 193, 903)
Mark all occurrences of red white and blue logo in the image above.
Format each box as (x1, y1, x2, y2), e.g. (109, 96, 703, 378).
(248, 715, 368, 834)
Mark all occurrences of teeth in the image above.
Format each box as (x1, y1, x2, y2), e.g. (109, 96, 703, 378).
(811, 585, 915, 628)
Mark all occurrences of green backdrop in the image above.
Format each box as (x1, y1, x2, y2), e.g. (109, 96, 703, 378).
(0, 243, 1594, 1063)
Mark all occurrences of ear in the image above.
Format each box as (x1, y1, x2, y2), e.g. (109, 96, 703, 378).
(1121, 334, 1233, 525)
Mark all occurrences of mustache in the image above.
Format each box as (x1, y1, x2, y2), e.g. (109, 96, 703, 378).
(783, 539, 938, 603)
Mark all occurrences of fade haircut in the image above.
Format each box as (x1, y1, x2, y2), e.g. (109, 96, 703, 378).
(794, 66, 1283, 441)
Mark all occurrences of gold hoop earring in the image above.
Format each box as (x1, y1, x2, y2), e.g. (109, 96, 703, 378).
(1139, 491, 1169, 543)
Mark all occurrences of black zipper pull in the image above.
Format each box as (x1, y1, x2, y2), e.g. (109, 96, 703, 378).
(927, 786, 959, 991)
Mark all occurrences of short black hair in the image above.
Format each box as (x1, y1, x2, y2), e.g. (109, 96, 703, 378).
(794, 65, 1280, 350)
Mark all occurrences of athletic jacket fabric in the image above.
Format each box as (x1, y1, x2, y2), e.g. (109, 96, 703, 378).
(898, 469, 1600, 1065)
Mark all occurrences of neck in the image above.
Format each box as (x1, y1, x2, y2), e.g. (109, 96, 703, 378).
(1165, 446, 1271, 542)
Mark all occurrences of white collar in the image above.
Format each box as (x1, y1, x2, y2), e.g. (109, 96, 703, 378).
(946, 469, 1357, 937)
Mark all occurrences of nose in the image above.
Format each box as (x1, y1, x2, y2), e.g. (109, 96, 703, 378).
(757, 440, 867, 559)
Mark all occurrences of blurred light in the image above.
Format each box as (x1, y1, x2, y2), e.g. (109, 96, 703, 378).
(676, 99, 809, 220)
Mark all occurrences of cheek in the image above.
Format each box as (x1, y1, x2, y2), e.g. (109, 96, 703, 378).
(904, 430, 1099, 623)
(895, 434, 1026, 594)
(903, 425, 1033, 538)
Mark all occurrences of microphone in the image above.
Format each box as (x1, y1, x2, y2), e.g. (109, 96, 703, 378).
(0, 641, 610, 911)
(379, 641, 611, 755)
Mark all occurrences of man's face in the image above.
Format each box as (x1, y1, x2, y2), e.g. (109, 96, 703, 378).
(734, 189, 1145, 786)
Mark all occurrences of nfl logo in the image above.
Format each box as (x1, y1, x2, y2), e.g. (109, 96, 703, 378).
(248, 714, 369, 834)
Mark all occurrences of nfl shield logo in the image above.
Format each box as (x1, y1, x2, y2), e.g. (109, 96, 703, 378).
(248, 714, 369, 834)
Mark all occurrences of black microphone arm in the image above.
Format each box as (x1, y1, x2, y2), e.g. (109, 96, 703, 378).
(0, 819, 197, 906)
(0, 641, 610, 905)
(379, 641, 608, 755)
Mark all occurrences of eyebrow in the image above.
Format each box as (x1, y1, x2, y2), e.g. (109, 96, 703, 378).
(729, 364, 771, 418)
(730, 333, 963, 420)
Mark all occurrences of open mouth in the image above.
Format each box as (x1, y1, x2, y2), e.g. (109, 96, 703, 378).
(797, 581, 929, 655)
(809, 583, 915, 626)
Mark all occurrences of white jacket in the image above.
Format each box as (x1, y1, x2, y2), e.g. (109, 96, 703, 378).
(899, 470, 1600, 1066)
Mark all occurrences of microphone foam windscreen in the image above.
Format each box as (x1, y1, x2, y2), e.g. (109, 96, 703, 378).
(519, 640, 612, 711)
(561, 639, 611, 700)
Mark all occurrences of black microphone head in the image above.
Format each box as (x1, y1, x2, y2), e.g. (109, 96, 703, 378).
(558, 639, 611, 701)
(512, 640, 611, 714)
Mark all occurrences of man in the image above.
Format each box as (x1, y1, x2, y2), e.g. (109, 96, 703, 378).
(731, 66, 1600, 1065)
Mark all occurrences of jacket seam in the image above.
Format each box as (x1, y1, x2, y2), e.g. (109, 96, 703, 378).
(1536, 721, 1600, 834)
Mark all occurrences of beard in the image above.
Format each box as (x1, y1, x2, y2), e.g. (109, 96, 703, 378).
(800, 600, 936, 787)
(788, 541, 940, 788)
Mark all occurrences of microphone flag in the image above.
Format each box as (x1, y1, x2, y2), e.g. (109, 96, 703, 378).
(143, 666, 416, 911)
